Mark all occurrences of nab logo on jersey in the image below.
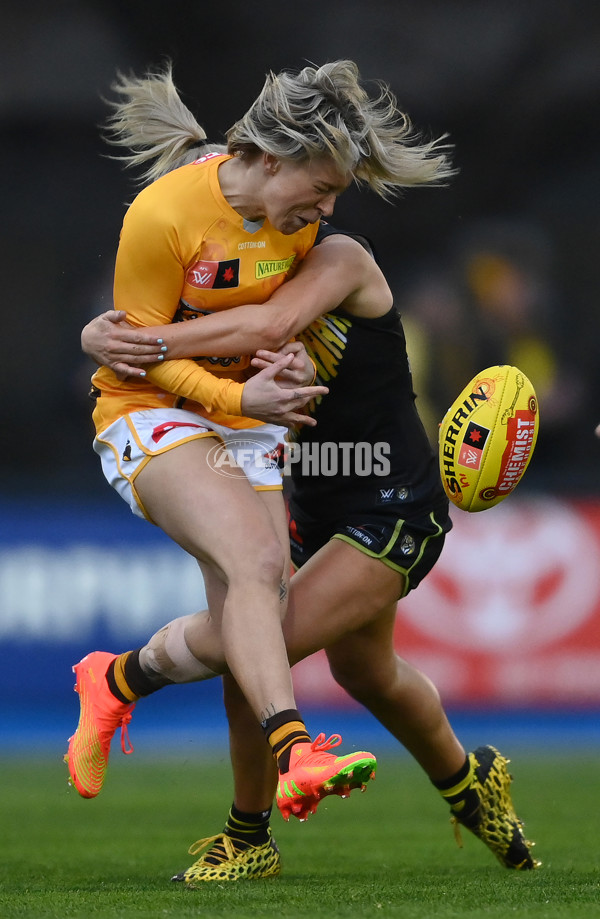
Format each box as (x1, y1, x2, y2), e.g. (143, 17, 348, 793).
(187, 259, 240, 290)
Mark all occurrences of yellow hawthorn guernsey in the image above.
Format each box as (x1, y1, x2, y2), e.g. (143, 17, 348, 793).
(92, 153, 318, 433)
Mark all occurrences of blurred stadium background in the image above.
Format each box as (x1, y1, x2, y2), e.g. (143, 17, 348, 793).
(1, 0, 600, 757)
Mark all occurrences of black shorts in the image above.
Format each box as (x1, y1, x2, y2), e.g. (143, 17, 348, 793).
(289, 498, 452, 598)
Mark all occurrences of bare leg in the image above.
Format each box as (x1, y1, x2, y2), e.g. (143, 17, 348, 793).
(216, 539, 464, 817)
(137, 533, 465, 795)
(182, 488, 291, 667)
(223, 674, 277, 812)
(325, 610, 466, 781)
(281, 539, 465, 779)
(218, 481, 289, 808)
(134, 438, 295, 722)
(173, 538, 535, 877)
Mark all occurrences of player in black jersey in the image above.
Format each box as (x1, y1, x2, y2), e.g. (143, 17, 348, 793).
(81, 227, 539, 880)
(287, 225, 451, 591)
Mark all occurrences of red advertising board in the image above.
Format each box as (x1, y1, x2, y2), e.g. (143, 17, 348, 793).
(293, 496, 600, 708)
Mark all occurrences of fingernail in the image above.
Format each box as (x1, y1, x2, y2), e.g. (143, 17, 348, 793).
(158, 354, 164, 361)
(160, 345, 168, 352)
(157, 338, 164, 344)
(140, 371, 146, 377)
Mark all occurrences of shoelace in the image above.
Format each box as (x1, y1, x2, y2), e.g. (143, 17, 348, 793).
(97, 700, 135, 754)
(187, 834, 239, 864)
(451, 815, 465, 848)
(310, 732, 342, 752)
(118, 709, 134, 755)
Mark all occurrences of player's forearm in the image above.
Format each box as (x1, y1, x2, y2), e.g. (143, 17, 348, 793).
(136, 303, 298, 359)
(145, 358, 244, 415)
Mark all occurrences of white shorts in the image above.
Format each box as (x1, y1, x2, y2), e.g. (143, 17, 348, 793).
(93, 408, 287, 520)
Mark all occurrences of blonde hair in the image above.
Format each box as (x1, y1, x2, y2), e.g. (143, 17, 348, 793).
(103, 60, 455, 196)
(102, 64, 222, 185)
(228, 60, 455, 198)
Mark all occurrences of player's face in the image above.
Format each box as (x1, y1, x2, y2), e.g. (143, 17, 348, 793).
(264, 156, 352, 235)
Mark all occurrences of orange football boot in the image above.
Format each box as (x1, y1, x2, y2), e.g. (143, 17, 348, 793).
(276, 732, 377, 821)
(64, 651, 135, 798)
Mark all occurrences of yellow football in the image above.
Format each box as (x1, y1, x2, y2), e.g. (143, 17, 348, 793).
(438, 365, 539, 512)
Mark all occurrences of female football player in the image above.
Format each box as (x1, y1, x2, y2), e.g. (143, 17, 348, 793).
(80, 226, 539, 880)
(66, 59, 455, 821)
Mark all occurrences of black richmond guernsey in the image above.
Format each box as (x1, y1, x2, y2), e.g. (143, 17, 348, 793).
(291, 227, 447, 523)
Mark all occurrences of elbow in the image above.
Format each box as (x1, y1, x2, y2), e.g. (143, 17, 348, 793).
(241, 308, 299, 352)
(260, 315, 297, 351)
(261, 331, 291, 352)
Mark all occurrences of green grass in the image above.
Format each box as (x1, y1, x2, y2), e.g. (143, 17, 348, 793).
(1, 750, 599, 918)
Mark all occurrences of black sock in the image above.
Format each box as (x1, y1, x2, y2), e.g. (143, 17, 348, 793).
(202, 804, 272, 865)
(262, 709, 310, 773)
(432, 757, 470, 794)
(433, 756, 479, 819)
(106, 649, 174, 703)
(226, 803, 272, 848)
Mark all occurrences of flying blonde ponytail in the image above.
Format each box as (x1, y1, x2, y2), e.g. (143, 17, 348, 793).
(102, 63, 219, 185)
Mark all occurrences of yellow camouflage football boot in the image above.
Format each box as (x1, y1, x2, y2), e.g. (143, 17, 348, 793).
(448, 745, 540, 870)
(171, 831, 281, 885)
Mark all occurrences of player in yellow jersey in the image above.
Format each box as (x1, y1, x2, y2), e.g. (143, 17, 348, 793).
(66, 61, 456, 823)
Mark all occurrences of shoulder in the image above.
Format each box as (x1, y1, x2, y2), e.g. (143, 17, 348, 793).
(307, 232, 378, 277)
(122, 161, 221, 236)
(316, 222, 376, 257)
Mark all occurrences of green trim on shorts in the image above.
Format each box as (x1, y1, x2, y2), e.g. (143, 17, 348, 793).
(332, 510, 445, 599)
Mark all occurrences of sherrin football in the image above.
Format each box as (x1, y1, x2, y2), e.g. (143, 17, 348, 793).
(439, 365, 539, 512)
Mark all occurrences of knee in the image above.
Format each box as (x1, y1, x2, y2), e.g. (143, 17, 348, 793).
(236, 535, 286, 588)
(331, 652, 443, 716)
(328, 652, 390, 701)
(259, 540, 287, 586)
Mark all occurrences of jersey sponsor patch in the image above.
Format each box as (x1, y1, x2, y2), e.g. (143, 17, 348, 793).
(186, 259, 240, 290)
(255, 255, 296, 279)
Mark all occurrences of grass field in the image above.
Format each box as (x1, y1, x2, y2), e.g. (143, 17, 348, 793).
(1, 750, 599, 918)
